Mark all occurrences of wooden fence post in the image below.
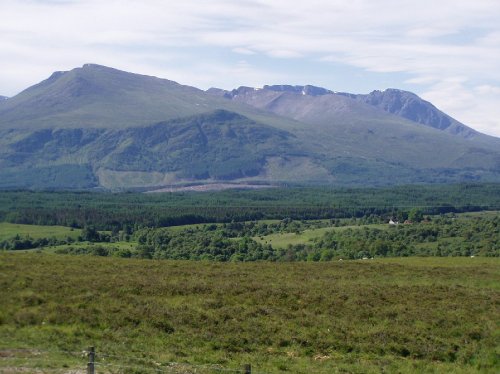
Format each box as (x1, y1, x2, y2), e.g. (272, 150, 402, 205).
(243, 363, 251, 374)
(87, 346, 95, 374)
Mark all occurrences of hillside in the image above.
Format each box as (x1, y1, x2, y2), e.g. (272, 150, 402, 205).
(0, 109, 301, 189)
(0, 64, 242, 129)
(212, 85, 500, 170)
(0, 64, 499, 189)
(216, 84, 498, 143)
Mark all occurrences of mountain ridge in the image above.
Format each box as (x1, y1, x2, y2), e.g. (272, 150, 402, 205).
(210, 84, 490, 141)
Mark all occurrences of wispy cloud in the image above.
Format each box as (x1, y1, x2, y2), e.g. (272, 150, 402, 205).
(0, 0, 499, 136)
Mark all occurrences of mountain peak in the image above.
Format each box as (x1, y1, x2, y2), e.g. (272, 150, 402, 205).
(360, 89, 478, 137)
(369, 88, 418, 99)
(82, 63, 105, 69)
(382, 88, 411, 94)
(79, 63, 127, 73)
(197, 109, 247, 122)
(208, 84, 334, 99)
(42, 64, 119, 79)
(0, 64, 212, 130)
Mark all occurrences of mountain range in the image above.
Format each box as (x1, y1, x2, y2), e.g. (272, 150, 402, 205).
(0, 64, 498, 190)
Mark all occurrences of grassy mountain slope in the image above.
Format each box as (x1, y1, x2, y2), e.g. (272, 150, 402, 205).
(0, 64, 213, 128)
(0, 64, 294, 131)
(0, 110, 303, 189)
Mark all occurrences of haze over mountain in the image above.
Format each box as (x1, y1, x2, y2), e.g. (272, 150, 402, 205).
(0, 64, 498, 190)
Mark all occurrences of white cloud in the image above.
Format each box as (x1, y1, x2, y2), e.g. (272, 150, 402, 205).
(474, 85, 500, 95)
(422, 81, 500, 137)
(0, 0, 499, 136)
(232, 47, 256, 55)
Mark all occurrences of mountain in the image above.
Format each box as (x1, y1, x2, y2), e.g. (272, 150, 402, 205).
(0, 109, 300, 189)
(0, 64, 499, 190)
(0, 64, 241, 129)
(210, 84, 499, 165)
(0, 96, 7, 101)
(218, 85, 488, 140)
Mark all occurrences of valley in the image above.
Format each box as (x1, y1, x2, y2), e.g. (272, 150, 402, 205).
(1, 65, 499, 373)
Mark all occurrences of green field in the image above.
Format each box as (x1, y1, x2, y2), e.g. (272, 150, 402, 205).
(0, 222, 81, 241)
(44, 241, 137, 253)
(253, 224, 388, 248)
(0, 254, 498, 373)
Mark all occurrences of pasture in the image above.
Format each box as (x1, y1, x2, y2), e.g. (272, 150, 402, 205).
(0, 222, 81, 241)
(253, 223, 387, 248)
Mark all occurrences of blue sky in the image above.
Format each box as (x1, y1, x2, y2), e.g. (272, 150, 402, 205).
(1, 0, 499, 136)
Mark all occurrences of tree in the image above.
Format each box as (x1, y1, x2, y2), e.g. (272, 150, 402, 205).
(81, 225, 100, 242)
(408, 208, 423, 223)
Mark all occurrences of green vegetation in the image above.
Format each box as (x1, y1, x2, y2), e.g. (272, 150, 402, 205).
(253, 224, 387, 249)
(1, 185, 498, 372)
(0, 254, 498, 373)
(103, 213, 500, 260)
(0, 222, 80, 241)
(1, 183, 499, 229)
(0, 164, 98, 190)
(0, 223, 81, 251)
(300, 213, 499, 259)
(1, 185, 498, 260)
(3, 212, 497, 261)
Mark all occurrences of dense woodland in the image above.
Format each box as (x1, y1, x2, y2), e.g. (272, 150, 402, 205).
(1, 183, 499, 229)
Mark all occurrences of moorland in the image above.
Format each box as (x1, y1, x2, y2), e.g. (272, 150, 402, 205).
(0, 184, 498, 373)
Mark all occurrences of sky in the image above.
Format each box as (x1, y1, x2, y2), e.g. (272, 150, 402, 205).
(1, 0, 499, 137)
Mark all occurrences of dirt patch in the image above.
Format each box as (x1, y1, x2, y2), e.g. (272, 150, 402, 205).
(146, 183, 276, 193)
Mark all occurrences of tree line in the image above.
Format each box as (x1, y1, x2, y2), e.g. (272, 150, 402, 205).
(1, 183, 499, 230)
